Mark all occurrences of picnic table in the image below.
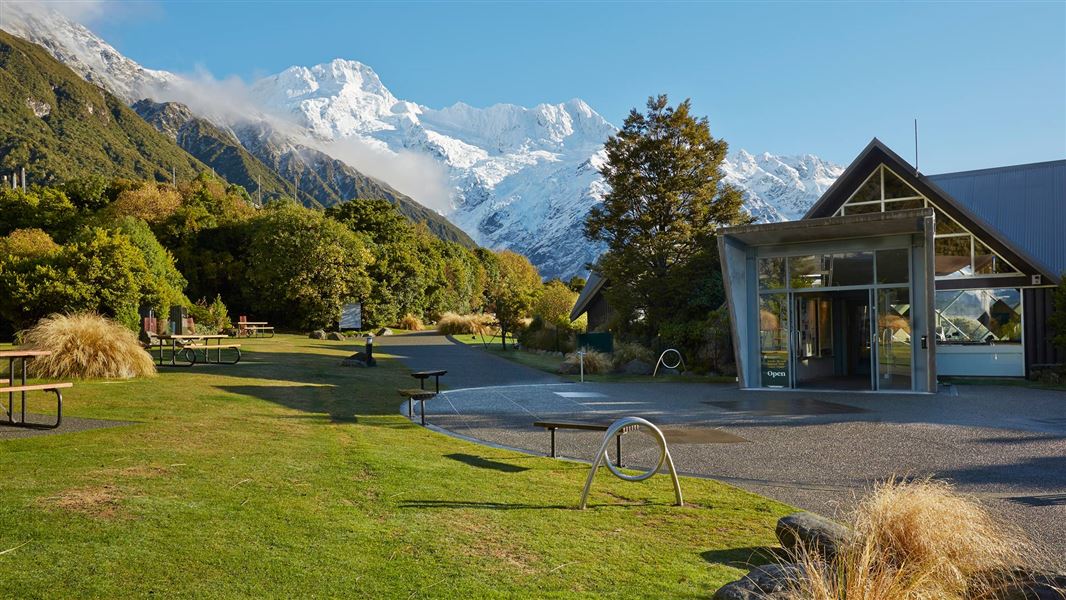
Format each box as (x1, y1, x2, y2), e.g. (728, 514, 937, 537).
(237, 317, 275, 338)
(1, 349, 72, 429)
(153, 334, 241, 366)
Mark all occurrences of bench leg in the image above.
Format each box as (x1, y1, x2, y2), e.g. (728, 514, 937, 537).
(420, 398, 426, 426)
(434, 376, 440, 394)
(48, 388, 62, 429)
(616, 434, 622, 468)
(550, 428, 556, 458)
(408, 398, 413, 418)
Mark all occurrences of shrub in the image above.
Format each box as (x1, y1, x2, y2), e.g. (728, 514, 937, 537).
(611, 341, 654, 368)
(19, 313, 156, 379)
(398, 313, 424, 331)
(108, 184, 182, 224)
(560, 348, 611, 374)
(784, 478, 1037, 600)
(188, 295, 231, 333)
(436, 312, 493, 335)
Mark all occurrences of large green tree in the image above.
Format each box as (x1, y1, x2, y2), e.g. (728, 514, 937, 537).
(244, 202, 372, 329)
(485, 250, 541, 349)
(584, 95, 749, 344)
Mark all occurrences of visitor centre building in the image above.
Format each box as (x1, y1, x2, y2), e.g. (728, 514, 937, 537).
(718, 139, 1064, 392)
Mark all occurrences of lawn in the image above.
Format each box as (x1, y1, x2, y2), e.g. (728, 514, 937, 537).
(449, 332, 736, 385)
(1, 334, 789, 598)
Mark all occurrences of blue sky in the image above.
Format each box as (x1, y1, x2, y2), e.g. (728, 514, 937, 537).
(86, 1, 1065, 172)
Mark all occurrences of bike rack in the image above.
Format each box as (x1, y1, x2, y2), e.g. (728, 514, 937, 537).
(653, 348, 685, 377)
(579, 416, 683, 509)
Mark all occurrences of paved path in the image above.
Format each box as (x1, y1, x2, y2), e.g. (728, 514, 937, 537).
(0, 413, 135, 440)
(384, 333, 1066, 554)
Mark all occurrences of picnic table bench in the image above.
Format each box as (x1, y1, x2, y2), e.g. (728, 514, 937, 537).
(153, 334, 241, 366)
(410, 369, 447, 393)
(533, 419, 641, 467)
(2, 350, 73, 429)
(238, 317, 275, 338)
(399, 388, 436, 426)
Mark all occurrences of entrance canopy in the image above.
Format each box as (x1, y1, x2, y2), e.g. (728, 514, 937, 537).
(718, 208, 936, 393)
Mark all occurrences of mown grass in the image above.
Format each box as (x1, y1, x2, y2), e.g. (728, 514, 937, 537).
(449, 332, 736, 385)
(1, 334, 788, 598)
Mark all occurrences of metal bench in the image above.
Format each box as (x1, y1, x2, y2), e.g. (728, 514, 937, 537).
(410, 369, 447, 393)
(533, 419, 641, 466)
(398, 388, 436, 426)
(4, 382, 73, 429)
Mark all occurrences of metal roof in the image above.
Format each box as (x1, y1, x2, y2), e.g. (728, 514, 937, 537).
(570, 271, 606, 321)
(928, 160, 1066, 278)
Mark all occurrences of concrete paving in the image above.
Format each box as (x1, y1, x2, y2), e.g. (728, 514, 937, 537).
(387, 333, 1066, 554)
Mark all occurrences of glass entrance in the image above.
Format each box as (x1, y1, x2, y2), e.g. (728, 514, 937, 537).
(792, 290, 873, 390)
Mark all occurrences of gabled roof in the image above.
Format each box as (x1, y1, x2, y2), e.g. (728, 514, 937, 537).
(928, 160, 1066, 279)
(570, 271, 606, 321)
(804, 138, 1060, 283)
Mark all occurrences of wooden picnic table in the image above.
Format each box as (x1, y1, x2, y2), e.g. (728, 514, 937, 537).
(154, 334, 241, 366)
(1, 349, 72, 429)
(237, 321, 275, 338)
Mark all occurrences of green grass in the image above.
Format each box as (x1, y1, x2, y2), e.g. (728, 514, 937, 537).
(448, 331, 736, 385)
(0, 334, 789, 598)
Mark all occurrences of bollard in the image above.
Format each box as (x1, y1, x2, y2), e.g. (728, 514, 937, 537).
(365, 334, 376, 367)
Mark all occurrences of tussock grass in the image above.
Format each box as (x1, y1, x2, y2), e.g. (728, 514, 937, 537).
(397, 314, 424, 331)
(561, 348, 611, 374)
(786, 478, 1040, 600)
(611, 341, 654, 369)
(436, 312, 493, 335)
(19, 313, 157, 380)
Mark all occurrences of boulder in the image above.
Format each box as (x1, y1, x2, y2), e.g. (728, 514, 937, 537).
(775, 512, 852, 559)
(326, 331, 346, 341)
(713, 563, 804, 600)
(994, 570, 1066, 600)
(622, 359, 653, 376)
(309, 330, 326, 340)
(376, 327, 393, 336)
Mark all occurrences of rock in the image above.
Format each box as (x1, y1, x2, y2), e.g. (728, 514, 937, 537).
(309, 330, 326, 340)
(994, 570, 1066, 600)
(622, 359, 653, 376)
(713, 563, 804, 600)
(776, 512, 852, 558)
(326, 331, 346, 341)
(658, 366, 680, 376)
(376, 327, 393, 336)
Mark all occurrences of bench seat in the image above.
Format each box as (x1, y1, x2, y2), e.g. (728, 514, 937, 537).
(533, 419, 639, 464)
(3, 382, 74, 393)
(398, 388, 436, 425)
(184, 344, 241, 350)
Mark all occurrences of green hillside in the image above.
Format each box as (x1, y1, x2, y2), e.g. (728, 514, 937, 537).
(0, 31, 205, 185)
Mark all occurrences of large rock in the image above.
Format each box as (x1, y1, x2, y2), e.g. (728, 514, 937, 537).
(309, 330, 326, 340)
(376, 327, 393, 336)
(326, 331, 346, 341)
(776, 512, 852, 558)
(713, 563, 804, 600)
(622, 359, 653, 376)
(995, 570, 1066, 600)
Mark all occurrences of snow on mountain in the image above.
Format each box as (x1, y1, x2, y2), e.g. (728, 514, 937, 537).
(4, 5, 843, 279)
(0, 2, 175, 103)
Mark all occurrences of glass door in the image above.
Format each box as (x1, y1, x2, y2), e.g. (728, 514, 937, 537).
(876, 287, 912, 390)
(759, 294, 790, 387)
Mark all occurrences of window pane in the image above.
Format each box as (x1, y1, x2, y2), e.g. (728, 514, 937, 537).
(973, 239, 1015, 274)
(759, 294, 790, 387)
(759, 257, 785, 289)
(884, 198, 924, 212)
(849, 169, 881, 203)
(876, 248, 909, 284)
(844, 202, 881, 215)
(933, 206, 965, 234)
(789, 255, 827, 288)
(883, 168, 919, 200)
(829, 252, 873, 286)
(878, 287, 912, 390)
(935, 236, 972, 278)
(935, 288, 1022, 344)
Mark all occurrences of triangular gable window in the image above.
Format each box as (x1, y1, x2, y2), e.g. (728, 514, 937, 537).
(833, 164, 1021, 279)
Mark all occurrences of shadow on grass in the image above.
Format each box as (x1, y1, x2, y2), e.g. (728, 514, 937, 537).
(399, 499, 569, 510)
(700, 546, 785, 569)
(444, 453, 530, 473)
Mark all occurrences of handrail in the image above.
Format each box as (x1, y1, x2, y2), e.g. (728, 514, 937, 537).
(579, 416, 683, 509)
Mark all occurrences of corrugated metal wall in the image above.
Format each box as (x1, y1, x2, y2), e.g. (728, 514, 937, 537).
(1023, 287, 1065, 375)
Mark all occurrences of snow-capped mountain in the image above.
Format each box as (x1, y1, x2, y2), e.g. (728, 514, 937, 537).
(2, 4, 843, 279)
(0, 2, 175, 103)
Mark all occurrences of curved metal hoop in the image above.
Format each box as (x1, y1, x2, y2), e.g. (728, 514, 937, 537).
(653, 349, 685, 377)
(579, 417, 683, 509)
